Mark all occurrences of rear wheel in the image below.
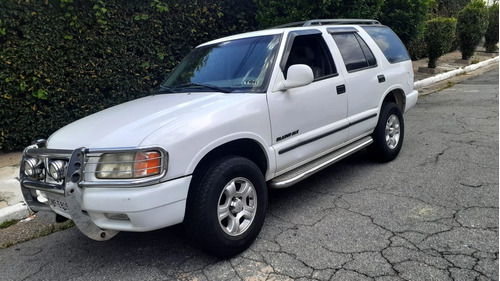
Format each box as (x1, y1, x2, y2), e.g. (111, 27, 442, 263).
(184, 156, 267, 258)
(370, 102, 405, 162)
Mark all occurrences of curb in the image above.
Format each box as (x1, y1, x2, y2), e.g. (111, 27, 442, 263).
(0, 203, 30, 225)
(0, 56, 498, 225)
(414, 56, 499, 89)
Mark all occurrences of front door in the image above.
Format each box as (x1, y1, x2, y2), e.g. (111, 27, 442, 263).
(267, 31, 349, 175)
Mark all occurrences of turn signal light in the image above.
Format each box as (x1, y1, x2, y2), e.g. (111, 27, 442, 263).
(134, 151, 161, 178)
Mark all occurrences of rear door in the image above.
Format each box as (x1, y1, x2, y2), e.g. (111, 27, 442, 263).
(329, 27, 385, 139)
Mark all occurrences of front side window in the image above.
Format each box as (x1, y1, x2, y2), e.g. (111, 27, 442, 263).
(161, 35, 281, 93)
(283, 34, 337, 80)
(362, 26, 410, 64)
(332, 33, 377, 72)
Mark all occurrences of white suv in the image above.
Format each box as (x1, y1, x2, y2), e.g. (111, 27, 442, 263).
(20, 19, 418, 258)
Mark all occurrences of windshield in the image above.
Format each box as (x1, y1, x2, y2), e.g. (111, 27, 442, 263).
(160, 34, 281, 93)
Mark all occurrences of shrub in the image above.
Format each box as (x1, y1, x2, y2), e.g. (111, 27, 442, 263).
(378, 0, 434, 45)
(484, 2, 499, 53)
(456, 0, 488, 60)
(254, 0, 384, 28)
(424, 17, 457, 68)
(407, 36, 428, 60)
(0, 0, 257, 151)
(431, 0, 472, 17)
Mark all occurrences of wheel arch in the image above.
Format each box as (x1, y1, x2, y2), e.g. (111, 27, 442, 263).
(382, 88, 406, 112)
(190, 138, 269, 186)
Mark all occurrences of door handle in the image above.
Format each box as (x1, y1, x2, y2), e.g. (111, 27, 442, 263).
(377, 75, 386, 83)
(336, 84, 346, 95)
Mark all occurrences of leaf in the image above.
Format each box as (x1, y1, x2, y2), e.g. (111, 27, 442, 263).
(64, 35, 73, 40)
(34, 89, 48, 100)
(20, 81, 28, 91)
(1, 93, 12, 100)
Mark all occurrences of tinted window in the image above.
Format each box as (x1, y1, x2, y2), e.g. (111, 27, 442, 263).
(362, 26, 410, 63)
(358, 35, 377, 66)
(332, 33, 376, 72)
(284, 34, 337, 80)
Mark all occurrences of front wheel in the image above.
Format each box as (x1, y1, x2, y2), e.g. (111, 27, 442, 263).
(369, 102, 405, 162)
(184, 156, 267, 258)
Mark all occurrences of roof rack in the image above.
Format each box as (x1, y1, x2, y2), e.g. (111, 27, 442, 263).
(273, 19, 381, 28)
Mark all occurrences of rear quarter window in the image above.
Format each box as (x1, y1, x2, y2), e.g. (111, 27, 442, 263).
(362, 26, 410, 64)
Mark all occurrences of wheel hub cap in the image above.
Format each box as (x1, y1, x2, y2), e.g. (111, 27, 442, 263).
(230, 198, 244, 213)
(218, 177, 257, 236)
(385, 114, 401, 149)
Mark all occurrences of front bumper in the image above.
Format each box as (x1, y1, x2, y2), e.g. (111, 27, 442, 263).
(20, 144, 190, 240)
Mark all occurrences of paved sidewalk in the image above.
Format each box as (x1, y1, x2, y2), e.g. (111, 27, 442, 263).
(412, 46, 498, 81)
(0, 152, 28, 223)
(0, 48, 498, 224)
(0, 152, 23, 208)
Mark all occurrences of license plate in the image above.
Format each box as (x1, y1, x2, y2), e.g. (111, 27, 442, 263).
(47, 194, 69, 213)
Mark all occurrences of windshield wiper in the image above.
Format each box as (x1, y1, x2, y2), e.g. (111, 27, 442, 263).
(174, 83, 233, 93)
(154, 85, 176, 94)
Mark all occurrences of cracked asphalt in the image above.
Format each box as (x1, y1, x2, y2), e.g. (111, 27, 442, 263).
(0, 67, 498, 280)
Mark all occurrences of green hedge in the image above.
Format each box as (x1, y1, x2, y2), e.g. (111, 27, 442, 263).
(457, 0, 488, 60)
(424, 17, 457, 68)
(484, 2, 499, 53)
(0, 0, 256, 151)
(431, 0, 472, 18)
(406, 36, 428, 60)
(254, 0, 384, 28)
(378, 0, 433, 45)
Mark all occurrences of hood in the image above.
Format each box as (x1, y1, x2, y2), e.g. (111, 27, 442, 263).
(47, 93, 234, 149)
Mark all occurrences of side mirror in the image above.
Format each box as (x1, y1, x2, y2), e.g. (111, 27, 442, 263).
(277, 64, 314, 91)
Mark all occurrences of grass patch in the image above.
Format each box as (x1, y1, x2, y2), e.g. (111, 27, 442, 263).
(471, 59, 480, 64)
(0, 219, 75, 249)
(443, 81, 455, 89)
(40, 220, 75, 235)
(0, 220, 18, 229)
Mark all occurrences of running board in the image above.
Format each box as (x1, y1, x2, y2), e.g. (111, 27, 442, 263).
(269, 136, 373, 189)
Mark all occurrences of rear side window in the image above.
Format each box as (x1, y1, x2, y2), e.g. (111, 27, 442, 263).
(331, 33, 377, 72)
(362, 26, 410, 64)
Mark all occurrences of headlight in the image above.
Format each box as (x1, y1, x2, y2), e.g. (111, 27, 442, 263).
(96, 151, 163, 179)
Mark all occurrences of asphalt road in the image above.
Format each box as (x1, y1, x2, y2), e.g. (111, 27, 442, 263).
(0, 68, 498, 281)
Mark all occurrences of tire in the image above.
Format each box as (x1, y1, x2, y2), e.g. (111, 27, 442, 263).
(370, 102, 404, 162)
(184, 156, 268, 258)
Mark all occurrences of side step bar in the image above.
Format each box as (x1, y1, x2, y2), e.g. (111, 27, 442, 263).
(269, 136, 373, 189)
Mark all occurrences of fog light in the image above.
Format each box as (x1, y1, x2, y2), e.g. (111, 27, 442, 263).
(49, 160, 67, 181)
(104, 213, 130, 221)
(24, 158, 43, 178)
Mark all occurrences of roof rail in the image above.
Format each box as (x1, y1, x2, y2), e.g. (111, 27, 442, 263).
(272, 19, 380, 28)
